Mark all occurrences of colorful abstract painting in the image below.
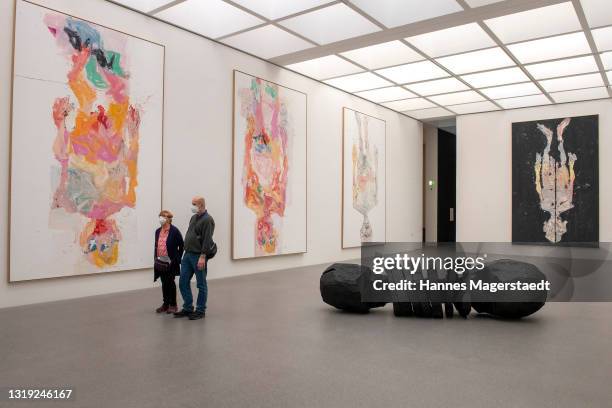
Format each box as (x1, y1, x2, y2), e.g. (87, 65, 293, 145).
(512, 115, 598, 245)
(10, 1, 164, 281)
(342, 108, 386, 248)
(232, 71, 306, 259)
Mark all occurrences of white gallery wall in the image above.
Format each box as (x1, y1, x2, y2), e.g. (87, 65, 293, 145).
(0, 0, 423, 308)
(456, 98, 612, 242)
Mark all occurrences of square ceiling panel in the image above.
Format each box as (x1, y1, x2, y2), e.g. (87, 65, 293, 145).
(429, 90, 484, 105)
(340, 41, 423, 70)
(539, 73, 604, 93)
(602, 52, 612, 69)
(349, 0, 462, 28)
(607, 71, 612, 83)
(448, 101, 500, 114)
(461, 67, 529, 88)
(580, 0, 612, 28)
(429, 91, 485, 106)
(279, 3, 380, 45)
(222, 26, 314, 59)
(480, 82, 540, 99)
(383, 98, 437, 111)
(376, 60, 449, 83)
(406, 23, 495, 58)
(355, 86, 416, 103)
(230, 0, 333, 20)
(550, 87, 609, 103)
(405, 77, 469, 96)
(436, 47, 514, 74)
(155, 0, 263, 38)
(592, 26, 612, 52)
(404, 107, 454, 120)
(484, 2, 581, 44)
(464, 0, 505, 6)
(285, 55, 363, 79)
(324, 72, 392, 92)
(111, 0, 175, 13)
(496, 94, 551, 109)
(507, 32, 591, 64)
(525, 55, 599, 79)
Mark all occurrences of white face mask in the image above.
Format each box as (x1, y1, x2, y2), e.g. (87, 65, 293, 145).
(191, 205, 199, 214)
(159, 216, 167, 225)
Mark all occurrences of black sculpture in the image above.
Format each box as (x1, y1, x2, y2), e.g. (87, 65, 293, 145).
(320, 263, 386, 313)
(471, 259, 547, 319)
(391, 266, 471, 319)
(321, 259, 547, 319)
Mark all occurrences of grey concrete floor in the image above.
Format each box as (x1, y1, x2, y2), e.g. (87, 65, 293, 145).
(0, 263, 611, 408)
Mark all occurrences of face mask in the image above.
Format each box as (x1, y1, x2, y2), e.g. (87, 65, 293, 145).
(159, 217, 167, 225)
(191, 205, 199, 214)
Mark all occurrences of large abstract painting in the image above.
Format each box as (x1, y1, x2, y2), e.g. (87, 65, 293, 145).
(512, 115, 598, 245)
(342, 108, 386, 248)
(232, 71, 307, 259)
(10, 1, 164, 281)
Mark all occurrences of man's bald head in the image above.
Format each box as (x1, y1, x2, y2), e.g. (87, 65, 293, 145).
(192, 196, 206, 212)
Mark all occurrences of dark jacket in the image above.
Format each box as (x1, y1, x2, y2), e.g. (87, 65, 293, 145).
(154, 224, 184, 281)
(184, 211, 215, 256)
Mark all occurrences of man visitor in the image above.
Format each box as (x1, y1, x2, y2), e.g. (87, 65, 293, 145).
(174, 196, 215, 320)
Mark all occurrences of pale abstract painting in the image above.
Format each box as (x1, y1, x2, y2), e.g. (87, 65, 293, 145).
(343, 108, 386, 248)
(10, 1, 164, 281)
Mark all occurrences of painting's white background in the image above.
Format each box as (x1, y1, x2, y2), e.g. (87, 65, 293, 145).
(342, 108, 386, 248)
(456, 98, 612, 242)
(232, 71, 307, 259)
(0, 0, 422, 307)
(10, 0, 163, 281)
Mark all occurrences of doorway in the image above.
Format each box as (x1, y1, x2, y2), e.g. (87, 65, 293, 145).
(436, 128, 456, 242)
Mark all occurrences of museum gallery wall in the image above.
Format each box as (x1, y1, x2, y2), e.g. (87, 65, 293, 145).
(342, 108, 386, 248)
(232, 70, 307, 259)
(9, 0, 164, 281)
(512, 115, 599, 244)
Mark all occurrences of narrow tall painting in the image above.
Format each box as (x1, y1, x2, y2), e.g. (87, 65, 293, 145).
(10, 1, 164, 281)
(232, 71, 307, 259)
(342, 108, 386, 248)
(512, 115, 598, 245)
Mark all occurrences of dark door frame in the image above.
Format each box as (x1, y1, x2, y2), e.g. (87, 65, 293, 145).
(437, 129, 456, 243)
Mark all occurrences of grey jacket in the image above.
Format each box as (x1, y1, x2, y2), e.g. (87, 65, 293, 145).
(184, 211, 215, 256)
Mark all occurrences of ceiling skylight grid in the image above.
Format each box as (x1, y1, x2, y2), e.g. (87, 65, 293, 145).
(107, 0, 612, 120)
(471, 19, 555, 105)
(576, 0, 612, 98)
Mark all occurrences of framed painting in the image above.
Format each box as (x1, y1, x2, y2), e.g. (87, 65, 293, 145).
(9, 0, 164, 281)
(232, 70, 307, 259)
(512, 115, 598, 245)
(342, 108, 386, 248)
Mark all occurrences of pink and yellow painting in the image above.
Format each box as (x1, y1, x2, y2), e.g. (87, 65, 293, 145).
(232, 71, 306, 259)
(10, 1, 164, 281)
(46, 12, 140, 267)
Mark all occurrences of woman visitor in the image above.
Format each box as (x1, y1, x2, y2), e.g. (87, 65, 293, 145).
(154, 210, 184, 313)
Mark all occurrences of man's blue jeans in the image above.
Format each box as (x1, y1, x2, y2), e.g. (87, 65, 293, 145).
(179, 252, 207, 312)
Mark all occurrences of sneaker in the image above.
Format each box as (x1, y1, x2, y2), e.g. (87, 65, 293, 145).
(156, 304, 169, 313)
(166, 305, 178, 314)
(173, 309, 193, 318)
(188, 311, 205, 320)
